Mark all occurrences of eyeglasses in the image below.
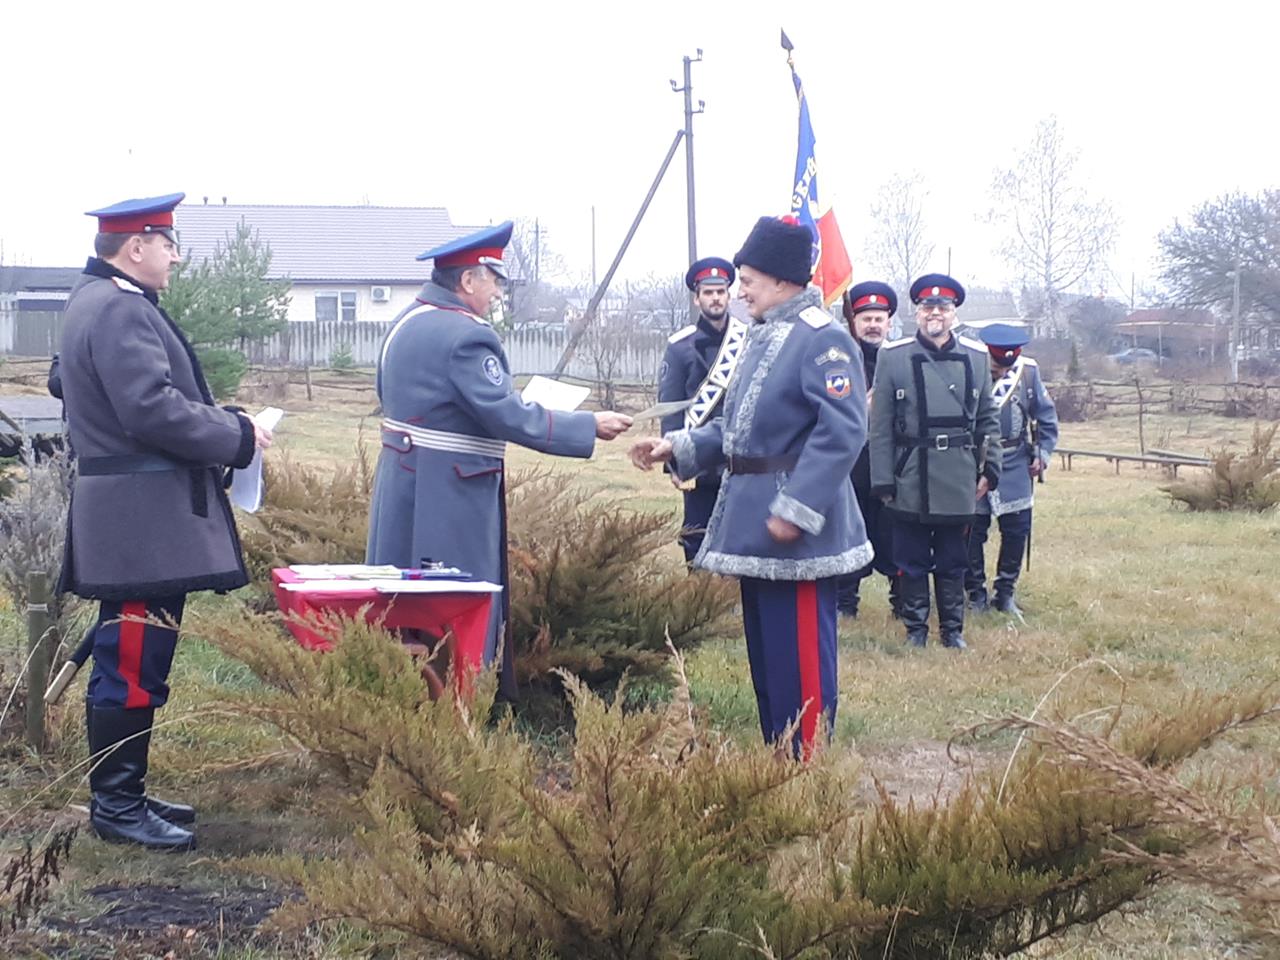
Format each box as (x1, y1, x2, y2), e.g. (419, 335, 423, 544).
(919, 303, 955, 315)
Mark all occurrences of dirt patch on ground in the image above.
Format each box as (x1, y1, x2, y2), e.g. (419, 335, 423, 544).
(33, 882, 294, 959)
(858, 738, 1004, 807)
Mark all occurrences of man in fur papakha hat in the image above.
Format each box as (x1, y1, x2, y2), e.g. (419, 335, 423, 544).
(629, 215, 871, 758)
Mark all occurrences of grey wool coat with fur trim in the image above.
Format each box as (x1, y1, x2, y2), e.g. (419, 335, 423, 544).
(57, 259, 256, 601)
(666, 286, 872, 580)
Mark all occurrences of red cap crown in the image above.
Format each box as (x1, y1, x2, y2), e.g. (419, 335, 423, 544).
(434, 245, 506, 269)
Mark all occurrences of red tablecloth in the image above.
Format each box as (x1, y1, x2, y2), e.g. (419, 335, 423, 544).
(271, 568, 495, 696)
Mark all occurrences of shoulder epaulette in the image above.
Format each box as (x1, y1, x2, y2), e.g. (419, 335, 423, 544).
(111, 276, 144, 295)
(1022, 356, 1039, 367)
(958, 335, 985, 351)
(799, 306, 831, 329)
(882, 336, 913, 349)
(667, 324, 696, 344)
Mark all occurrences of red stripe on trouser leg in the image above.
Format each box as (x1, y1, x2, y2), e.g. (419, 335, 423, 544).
(118, 601, 150, 708)
(795, 581, 821, 758)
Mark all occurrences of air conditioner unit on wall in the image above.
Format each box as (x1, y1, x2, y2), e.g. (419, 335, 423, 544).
(371, 285, 391, 303)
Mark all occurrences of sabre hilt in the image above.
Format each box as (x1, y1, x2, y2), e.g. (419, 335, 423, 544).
(43, 626, 95, 706)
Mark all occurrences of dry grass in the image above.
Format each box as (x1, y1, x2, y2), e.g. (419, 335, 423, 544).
(3, 369, 1278, 958)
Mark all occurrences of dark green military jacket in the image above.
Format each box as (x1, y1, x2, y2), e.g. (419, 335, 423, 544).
(868, 331, 1001, 524)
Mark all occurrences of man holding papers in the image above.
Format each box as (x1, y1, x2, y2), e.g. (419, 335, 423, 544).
(57, 193, 272, 851)
(368, 222, 631, 701)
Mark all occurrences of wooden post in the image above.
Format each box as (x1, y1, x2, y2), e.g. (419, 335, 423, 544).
(1134, 377, 1146, 455)
(304, 363, 313, 402)
(26, 572, 51, 751)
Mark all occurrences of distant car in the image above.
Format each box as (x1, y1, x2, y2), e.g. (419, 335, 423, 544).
(1108, 347, 1160, 365)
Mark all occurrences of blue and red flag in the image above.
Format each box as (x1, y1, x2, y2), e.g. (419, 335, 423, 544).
(782, 29, 852, 307)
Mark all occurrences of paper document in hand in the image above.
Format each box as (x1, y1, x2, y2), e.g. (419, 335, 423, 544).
(230, 407, 286, 514)
(520, 375, 590, 412)
(632, 399, 693, 421)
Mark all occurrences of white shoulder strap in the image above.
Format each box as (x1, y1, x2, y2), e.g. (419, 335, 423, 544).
(379, 303, 440, 374)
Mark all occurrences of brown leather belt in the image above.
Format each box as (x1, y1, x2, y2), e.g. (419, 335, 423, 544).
(726, 454, 799, 475)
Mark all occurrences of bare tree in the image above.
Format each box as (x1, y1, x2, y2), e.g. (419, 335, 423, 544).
(1159, 190, 1280, 325)
(865, 172, 934, 308)
(990, 116, 1118, 337)
(645, 272, 691, 333)
(506, 217, 568, 326)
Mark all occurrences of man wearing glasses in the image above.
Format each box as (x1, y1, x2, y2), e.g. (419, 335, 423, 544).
(868, 274, 1000, 650)
(367, 221, 631, 702)
(58, 193, 272, 851)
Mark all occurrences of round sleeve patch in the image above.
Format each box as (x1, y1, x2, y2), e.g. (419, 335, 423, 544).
(482, 354, 504, 385)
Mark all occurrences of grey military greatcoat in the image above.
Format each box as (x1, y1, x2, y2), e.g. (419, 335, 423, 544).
(868, 332, 1002, 523)
(981, 356, 1059, 517)
(58, 259, 256, 600)
(667, 287, 871, 579)
(366, 283, 598, 691)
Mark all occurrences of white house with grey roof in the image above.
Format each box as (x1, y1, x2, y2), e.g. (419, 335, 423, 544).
(174, 203, 489, 323)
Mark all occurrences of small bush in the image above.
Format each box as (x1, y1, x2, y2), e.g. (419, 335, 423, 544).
(329, 342, 355, 371)
(507, 469, 738, 691)
(198, 608, 1280, 959)
(1163, 423, 1280, 511)
(0, 829, 76, 934)
(238, 455, 738, 695)
(0, 440, 82, 646)
(1049, 382, 1098, 422)
(236, 447, 375, 586)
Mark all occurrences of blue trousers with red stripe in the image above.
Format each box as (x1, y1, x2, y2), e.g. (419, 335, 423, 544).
(739, 577, 838, 758)
(86, 596, 186, 710)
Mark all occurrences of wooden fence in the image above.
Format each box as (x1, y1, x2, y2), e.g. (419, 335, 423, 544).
(0, 307, 667, 383)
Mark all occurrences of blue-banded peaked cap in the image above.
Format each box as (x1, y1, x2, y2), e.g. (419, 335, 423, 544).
(979, 322, 1031, 364)
(85, 192, 185, 241)
(417, 220, 514, 278)
(978, 323, 1030, 349)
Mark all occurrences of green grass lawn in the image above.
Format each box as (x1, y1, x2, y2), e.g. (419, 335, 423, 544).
(2, 379, 1276, 958)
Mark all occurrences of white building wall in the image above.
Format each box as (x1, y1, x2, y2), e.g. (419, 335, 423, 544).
(286, 282, 424, 323)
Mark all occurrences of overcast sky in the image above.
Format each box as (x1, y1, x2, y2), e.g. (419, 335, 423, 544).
(3, 0, 1275, 300)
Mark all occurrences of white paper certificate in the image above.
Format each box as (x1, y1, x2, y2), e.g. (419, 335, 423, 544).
(230, 406, 285, 514)
(520, 375, 590, 412)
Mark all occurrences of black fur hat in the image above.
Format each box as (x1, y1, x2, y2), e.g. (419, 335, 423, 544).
(733, 216, 813, 286)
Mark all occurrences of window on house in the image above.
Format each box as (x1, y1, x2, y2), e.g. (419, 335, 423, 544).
(315, 290, 358, 322)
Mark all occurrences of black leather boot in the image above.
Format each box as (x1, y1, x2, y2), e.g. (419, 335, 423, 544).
(835, 573, 860, 618)
(88, 706, 195, 851)
(965, 526, 990, 612)
(887, 574, 903, 620)
(898, 576, 930, 647)
(935, 577, 968, 650)
(86, 703, 195, 825)
(993, 534, 1028, 615)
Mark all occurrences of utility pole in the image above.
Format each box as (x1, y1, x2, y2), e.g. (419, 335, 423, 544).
(534, 218, 540, 286)
(553, 131, 686, 376)
(671, 50, 704, 265)
(591, 205, 597, 288)
(1231, 258, 1242, 382)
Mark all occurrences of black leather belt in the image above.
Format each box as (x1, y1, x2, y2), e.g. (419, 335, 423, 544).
(727, 454, 799, 474)
(77, 453, 191, 476)
(1001, 437, 1024, 448)
(895, 433, 974, 451)
(78, 454, 210, 518)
